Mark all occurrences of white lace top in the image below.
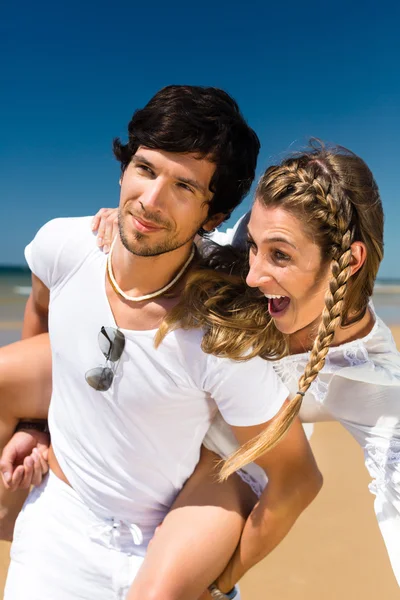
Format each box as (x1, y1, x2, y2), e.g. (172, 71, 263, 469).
(206, 219, 400, 585)
(276, 310, 400, 584)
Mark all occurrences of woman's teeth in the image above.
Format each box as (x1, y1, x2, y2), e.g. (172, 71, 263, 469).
(264, 294, 285, 299)
(266, 295, 291, 315)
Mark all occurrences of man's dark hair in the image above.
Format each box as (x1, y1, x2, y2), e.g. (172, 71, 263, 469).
(113, 85, 260, 227)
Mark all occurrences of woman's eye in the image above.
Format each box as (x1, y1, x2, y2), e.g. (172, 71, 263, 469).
(273, 250, 290, 263)
(246, 239, 257, 253)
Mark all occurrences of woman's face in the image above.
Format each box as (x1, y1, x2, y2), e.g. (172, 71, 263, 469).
(246, 199, 331, 338)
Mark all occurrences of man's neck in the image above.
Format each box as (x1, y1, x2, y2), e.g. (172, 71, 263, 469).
(110, 236, 194, 300)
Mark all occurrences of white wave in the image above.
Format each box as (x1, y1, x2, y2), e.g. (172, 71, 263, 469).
(13, 286, 32, 296)
(374, 285, 400, 294)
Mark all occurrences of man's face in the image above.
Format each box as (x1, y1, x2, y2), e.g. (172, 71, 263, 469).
(118, 147, 217, 257)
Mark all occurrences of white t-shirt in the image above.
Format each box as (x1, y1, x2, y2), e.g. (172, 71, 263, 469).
(211, 215, 400, 585)
(25, 216, 288, 540)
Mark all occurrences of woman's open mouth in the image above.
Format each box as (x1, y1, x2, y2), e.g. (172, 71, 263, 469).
(265, 294, 291, 317)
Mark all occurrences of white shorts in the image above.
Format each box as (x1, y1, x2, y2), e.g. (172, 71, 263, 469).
(5, 472, 146, 600)
(5, 472, 242, 599)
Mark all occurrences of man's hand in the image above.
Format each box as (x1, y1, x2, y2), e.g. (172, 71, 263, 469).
(0, 430, 50, 491)
(91, 208, 119, 254)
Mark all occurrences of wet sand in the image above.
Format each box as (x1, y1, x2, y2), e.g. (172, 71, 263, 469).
(0, 327, 398, 598)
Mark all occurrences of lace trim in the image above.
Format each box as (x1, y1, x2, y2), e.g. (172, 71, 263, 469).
(370, 440, 400, 464)
(236, 469, 264, 498)
(365, 440, 400, 496)
(276, 304, 383, 367)
(274, 341, 372, 405)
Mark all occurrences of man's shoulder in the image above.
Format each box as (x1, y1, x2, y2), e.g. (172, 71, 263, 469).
(25, 216, 98, 290)
(38, 215, 94, 239)
(31, 215, 96, 255)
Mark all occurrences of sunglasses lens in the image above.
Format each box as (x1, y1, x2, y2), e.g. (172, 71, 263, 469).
(86, 327, 125, 391)
(98, 327, 126, 362)
(85, 367, 114, 391)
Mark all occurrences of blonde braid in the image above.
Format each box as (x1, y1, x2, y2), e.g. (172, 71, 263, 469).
(297, 228, 353, 393)
(152, 143, 382, 479)
(219, 170, 355, 480)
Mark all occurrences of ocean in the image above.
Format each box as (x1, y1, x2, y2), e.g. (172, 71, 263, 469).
(0, 267, 399, 346)
(0, 268, 32, 345)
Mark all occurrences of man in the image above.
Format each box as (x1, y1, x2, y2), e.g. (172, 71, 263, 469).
(3, 85, 321, 600)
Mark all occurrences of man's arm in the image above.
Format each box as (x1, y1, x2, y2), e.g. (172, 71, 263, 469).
(0, 211, 116, 509)
(1, 211, 115, 491)
(21, 274, 50, 338)
(215, 414, 322, 593)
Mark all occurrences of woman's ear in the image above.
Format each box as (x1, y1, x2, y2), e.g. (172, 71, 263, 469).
(349, 241, 367, 275)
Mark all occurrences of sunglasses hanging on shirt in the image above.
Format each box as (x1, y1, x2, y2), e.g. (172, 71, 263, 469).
(85, 326, 125, 391)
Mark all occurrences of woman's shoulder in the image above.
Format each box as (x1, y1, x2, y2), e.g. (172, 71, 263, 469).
(276, 308, 400, 386)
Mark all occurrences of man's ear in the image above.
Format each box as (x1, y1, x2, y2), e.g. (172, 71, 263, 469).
(349, 241, 367, 275)
(202, 212, 227, 232)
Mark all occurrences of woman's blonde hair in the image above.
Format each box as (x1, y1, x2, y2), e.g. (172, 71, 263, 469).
(157, 141, 384, 478)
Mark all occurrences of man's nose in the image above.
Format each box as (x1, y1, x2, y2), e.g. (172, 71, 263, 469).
(140, 179, 166, 211)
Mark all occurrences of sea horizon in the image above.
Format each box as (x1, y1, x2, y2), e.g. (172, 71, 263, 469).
(1, 265, 399, 348)
(1, 265, 400, 286)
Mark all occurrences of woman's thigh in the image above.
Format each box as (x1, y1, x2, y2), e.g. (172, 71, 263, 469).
(0, 334, 52, 540)
(128, 447, 256, 600)
(0, 333, 52, 436)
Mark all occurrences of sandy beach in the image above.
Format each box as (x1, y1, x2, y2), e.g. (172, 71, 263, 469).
(0, 316, 398, 598)
(238, 325, 400, 599)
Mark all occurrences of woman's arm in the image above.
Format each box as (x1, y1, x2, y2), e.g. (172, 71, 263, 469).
(216, 416, 322, 592)
(126, 416, 321, 600)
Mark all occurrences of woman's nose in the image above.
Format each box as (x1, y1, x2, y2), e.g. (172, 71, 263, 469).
(246, 259, 272, 289)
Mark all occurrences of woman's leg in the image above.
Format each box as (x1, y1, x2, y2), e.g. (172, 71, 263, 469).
(0, 333, 51, 434)
(127, 447, 256, 600)
(0, 334, 52, 539)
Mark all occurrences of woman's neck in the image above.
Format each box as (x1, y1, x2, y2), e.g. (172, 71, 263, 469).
(332, 308, 375, 346)
(288, 307, 375, 355)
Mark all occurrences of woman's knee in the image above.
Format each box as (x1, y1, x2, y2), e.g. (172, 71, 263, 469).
(0, 335, 52, 420)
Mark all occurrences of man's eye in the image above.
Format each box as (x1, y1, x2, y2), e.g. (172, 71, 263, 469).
(177, 183, 194, 194)
(137, 164, 153, 175)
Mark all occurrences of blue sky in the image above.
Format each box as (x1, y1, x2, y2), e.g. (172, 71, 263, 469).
(1, 0, 399, 278)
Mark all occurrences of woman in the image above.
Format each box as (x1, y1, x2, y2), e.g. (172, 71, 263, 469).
(1, 142, 399, 597)
(135, 141, 399, 596)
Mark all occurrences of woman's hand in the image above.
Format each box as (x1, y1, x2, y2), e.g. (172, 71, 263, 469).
(0, 429, 50, 491)
(91, 208, 119, 253)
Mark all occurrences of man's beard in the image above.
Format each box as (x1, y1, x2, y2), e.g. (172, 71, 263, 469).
(118, 207, 197, 257)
